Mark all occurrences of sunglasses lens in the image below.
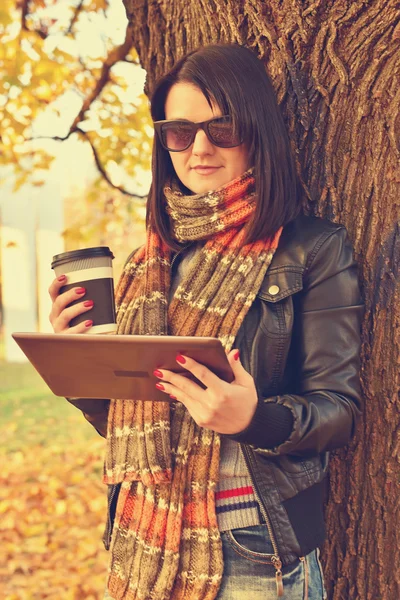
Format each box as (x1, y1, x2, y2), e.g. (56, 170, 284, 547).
(158, 116, 242, 151)
(161, 122, 194, 151)
(208, 116, 241, 147)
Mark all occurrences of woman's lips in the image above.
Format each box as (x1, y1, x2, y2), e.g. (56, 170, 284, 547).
(193, 166, 221, 175)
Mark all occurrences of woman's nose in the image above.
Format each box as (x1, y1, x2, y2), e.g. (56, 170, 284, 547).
(192, 128, 213, 155)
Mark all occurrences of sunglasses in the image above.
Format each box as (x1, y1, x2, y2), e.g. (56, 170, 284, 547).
(153, 115, 243, 152)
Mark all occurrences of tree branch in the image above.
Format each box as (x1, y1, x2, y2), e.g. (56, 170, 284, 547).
(20, 0, 47, 39)
(29, 134, 70, 142)
(20, 0, 29, 31)
(29, 130, 148, 199)
(21, 6, 145, 197)
(20, 0, 106, 41)
(66, 0, 85, 35)
(68, 21, 135, 136)
(77, 129, 148, 199)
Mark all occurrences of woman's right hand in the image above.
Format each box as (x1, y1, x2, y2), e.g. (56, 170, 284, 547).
(48, 274, 94, 333)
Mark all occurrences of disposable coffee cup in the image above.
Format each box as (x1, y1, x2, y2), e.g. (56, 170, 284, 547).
(51, 246, 117, 334)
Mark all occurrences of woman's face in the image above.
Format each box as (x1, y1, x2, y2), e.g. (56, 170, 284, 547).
(164, 83, 251, 194)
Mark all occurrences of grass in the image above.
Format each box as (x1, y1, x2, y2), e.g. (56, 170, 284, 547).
(0, 358, 101, 453)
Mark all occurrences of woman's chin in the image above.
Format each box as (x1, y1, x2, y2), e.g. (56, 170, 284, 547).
(184, 174, 231, 195)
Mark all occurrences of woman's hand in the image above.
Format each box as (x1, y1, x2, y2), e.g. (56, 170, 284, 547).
(153, 350, 258, 435)
(48, 274, 94, 333)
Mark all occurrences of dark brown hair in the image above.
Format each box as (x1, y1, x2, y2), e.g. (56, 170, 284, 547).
(147, 43, 302, 250)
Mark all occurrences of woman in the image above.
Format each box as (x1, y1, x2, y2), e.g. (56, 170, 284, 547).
(49, 44, 364, 600)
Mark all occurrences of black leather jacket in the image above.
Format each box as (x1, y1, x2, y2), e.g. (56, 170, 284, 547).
(68, 213, 363, 574)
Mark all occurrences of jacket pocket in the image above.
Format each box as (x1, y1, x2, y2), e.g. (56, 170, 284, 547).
(258, 268, 304, 302)
(273, 455, 322, 479)
(256, 268, 303, 337)
(270, 454, 326, 494)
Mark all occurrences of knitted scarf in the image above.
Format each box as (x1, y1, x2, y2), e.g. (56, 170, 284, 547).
(103, 168, 282, 600)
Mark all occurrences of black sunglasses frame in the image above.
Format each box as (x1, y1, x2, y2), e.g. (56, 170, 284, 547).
(153, 115, 243, 152)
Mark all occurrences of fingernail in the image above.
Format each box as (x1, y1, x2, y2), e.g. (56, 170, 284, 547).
(234, 350, 240, 361)
(176, 354, 186, 364)
(83, 300, 94, 308)
(85, 320, 93, 327)
(57, 274, 66, 282)
(155, 382, 165, 391)
(76, 287, 86, 295)
(153, 369, 163, 378)
(170, 395, 177, 400)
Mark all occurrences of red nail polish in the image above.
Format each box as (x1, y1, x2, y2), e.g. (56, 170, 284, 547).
(170, 395, 177, 400)
(85, 320, 93, 327)
(155, 382, 165, 391)
(57, 274, 66, 282)
(83, 300, 94, 308)
(76, 287, 86, 295)
(234, 350, 240, 361)
(176, 354, 186, 364)
(153, 369, 163, 378)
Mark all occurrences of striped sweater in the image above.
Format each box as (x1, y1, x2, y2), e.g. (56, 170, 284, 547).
(171, 242, 262, 532)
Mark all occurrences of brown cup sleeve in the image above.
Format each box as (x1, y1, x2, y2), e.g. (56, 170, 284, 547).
(60, 278, 116, 328)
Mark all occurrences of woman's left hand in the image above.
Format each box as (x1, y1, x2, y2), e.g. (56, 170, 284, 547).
(153, 350, 258, 435)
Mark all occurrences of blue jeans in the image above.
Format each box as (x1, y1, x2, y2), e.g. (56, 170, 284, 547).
(104, 525, 327, 599)
(217, 524, 327, 599)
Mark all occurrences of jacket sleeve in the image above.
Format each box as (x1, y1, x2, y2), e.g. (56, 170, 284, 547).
(227, 226, 364, 456)
(66, 398, 110, 438)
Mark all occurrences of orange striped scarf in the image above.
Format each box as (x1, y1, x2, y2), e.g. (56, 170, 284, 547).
(103, 169, 282, 599)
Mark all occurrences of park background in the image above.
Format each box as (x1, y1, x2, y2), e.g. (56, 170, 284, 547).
(1, 1, 399, 599)
(0, 1, 148, 598)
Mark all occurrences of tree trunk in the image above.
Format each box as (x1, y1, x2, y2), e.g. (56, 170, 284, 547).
(121, 1, 400, 598)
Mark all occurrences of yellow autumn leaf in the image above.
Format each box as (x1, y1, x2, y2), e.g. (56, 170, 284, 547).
(23, 523, 47, 537)
(24, 535, 49, 554)
(54, 500, 67, 515)
(35, 84, 52, 101)
(0, 0, 151, 208)
(0, 500, 11, 513)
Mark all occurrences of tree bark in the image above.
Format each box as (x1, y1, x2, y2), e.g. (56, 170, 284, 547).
(121, 1, 400, 598)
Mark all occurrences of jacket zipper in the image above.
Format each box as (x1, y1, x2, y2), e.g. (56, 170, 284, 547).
(171, 252, 180, 269)
(171, 245, 190, 269)
(300, 556, 309, 599)
(172, 242, 285, 594)
(241, 444, 284, 597)
(104, 484, 119, 549)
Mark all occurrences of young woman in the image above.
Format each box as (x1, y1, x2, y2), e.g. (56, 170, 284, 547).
(49, 44, 364, 600)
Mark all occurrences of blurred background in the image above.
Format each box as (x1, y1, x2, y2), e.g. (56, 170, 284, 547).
(0, 1, 150, 597)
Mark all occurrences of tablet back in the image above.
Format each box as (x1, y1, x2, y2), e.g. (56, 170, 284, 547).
(12, 333, 234, 401)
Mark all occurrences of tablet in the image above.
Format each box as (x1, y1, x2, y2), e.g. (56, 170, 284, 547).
(12, 332, 234, 401)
